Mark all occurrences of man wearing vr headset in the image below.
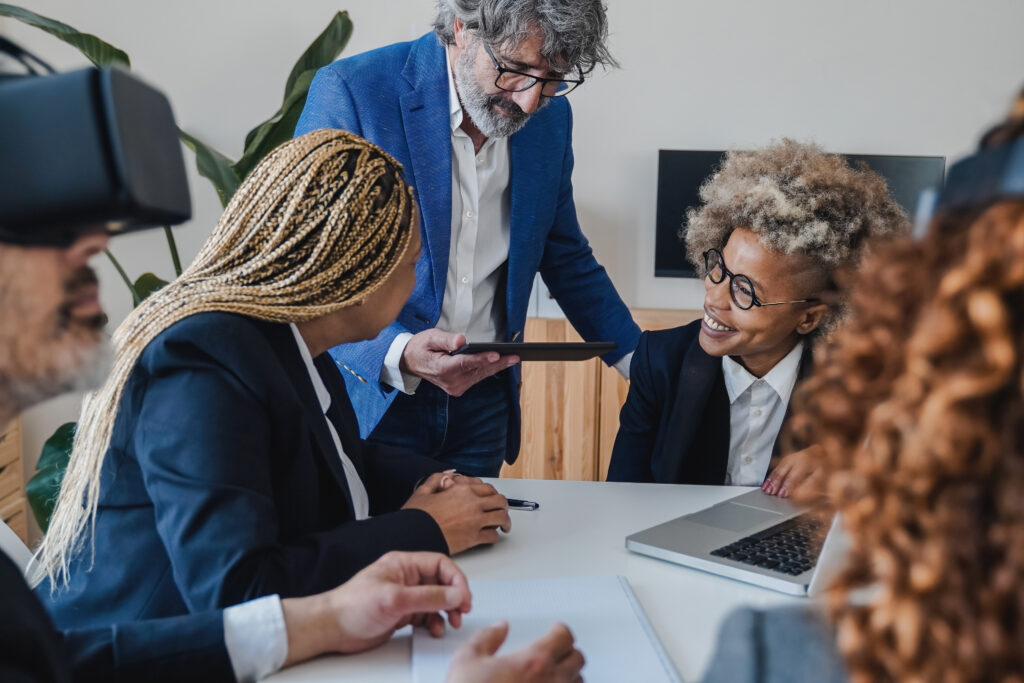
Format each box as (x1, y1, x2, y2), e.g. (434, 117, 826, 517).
(0, 67, 583, 682)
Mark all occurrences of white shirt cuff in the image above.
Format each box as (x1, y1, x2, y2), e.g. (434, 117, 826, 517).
(381, 332, 422, 394)
(223, 594, 287, 682)
(613, 351, 634, 381)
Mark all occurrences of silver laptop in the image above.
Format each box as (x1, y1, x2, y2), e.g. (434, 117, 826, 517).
(626, 489, 848, 596)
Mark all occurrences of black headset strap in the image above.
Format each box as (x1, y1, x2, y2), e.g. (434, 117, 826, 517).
(0, 35, 55, 75)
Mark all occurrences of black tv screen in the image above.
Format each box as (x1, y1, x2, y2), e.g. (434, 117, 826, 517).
(655, 150, 946, 277)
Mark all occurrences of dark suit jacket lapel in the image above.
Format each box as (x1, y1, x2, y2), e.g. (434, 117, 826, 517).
(269, 324, 356, 517)
(400, 34, 452, 312)
(656, 334, 730, 484)
(315, 353, 368, 482)
(770, 342, 816, 460)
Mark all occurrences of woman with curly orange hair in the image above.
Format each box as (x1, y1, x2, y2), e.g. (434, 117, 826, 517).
(701, 94, 1024, 682)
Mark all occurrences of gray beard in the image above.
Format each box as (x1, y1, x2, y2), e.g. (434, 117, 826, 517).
(0, 337, 112, 416)
(454, 46, 544, 139)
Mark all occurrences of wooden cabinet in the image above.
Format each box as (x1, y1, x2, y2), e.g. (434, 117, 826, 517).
(502, 308, 701, 482)
(0, 418, 28, 543)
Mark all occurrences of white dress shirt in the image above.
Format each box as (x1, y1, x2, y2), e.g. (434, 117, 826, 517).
(290, 324, 371, 520)
(381, 47, 632, 392)
(223, 594, 287, 681)
(721, 341, 805, 486)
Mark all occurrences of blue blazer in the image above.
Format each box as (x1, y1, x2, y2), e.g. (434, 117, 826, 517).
(607, 321, 813, 484)
(295, 33, 641, 460)
(41, 312, 447, 630)
(1, 552, 232, 682)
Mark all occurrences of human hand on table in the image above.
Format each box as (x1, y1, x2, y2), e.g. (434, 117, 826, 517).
(400, 328, 519, 397)
(762, 445, 825, 499)
(280, 551, 471, 666)
(446, 621, 585, 683)
(403, 477, 511, 554)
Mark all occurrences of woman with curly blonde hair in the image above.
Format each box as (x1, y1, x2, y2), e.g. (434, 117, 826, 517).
(702, 97, 1024, 682)
(608, 139, 907, 491)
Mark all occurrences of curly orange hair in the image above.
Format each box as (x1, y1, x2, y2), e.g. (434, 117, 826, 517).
(790, 192, 1024, 681)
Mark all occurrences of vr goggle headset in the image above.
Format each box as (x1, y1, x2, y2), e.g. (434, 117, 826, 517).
(0, 60, 191, 247)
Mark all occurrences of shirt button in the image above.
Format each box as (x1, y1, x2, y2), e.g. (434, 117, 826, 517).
(466, 210, 474, 218)
(476, 156, 484, 165)
(752, 408, 762, 417)
(744, 456, 753, 464)
(461, 276, 469, 284)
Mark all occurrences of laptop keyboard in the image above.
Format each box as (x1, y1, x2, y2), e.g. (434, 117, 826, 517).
(709, 514, 827, 576)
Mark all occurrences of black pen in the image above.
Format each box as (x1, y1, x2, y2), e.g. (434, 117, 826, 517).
(508, 498, 539, 510)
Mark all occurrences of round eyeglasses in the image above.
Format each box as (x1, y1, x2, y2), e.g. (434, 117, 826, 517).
(702, 248, 818, 310)
(481, 42, 584, 98)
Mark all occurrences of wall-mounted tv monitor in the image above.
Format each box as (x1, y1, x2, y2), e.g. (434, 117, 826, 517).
(655, 150, 946, 278)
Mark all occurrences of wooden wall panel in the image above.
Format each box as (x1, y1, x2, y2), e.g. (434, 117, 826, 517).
(0, 418, 28, 543)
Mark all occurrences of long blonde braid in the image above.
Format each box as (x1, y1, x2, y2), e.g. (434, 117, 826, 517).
(38, 129, 416, 588)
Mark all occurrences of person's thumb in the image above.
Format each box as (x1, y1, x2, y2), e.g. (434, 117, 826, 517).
(464, 620, 509, 656)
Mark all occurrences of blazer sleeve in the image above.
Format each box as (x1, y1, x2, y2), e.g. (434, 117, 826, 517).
(606, 332, 659, 482)
(133, 337, 447, 611)
(361, 442, 448, 515)
(537, 105, 641, 366)
(62, 612, 233, 683)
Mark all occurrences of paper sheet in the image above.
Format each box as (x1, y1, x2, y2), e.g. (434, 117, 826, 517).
(412, 575, 680, 683)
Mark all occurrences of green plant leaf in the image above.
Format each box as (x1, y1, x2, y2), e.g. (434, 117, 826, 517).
(133, 272, 168, 302)
(283, 11, 352, 112)
(0, 4, 130, 69)
(26, 422, 76, 533)
(233, 70, 315, 181)
(178, 129, 241, 207)
(237, 10, 353, 170)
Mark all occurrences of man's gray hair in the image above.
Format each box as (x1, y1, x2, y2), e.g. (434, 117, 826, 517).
(433, 0, 617, 75)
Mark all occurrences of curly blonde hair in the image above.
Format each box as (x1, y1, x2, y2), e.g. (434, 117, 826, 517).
(789, 162, 1024, 682)
(684, 139, 909, 333)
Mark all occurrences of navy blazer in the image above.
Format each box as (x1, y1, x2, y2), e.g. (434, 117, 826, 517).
(1, 552, 232, 682)
(607, 321, 813, 484)
(41, 312, 448, 630)
(295, 33, 641, 461)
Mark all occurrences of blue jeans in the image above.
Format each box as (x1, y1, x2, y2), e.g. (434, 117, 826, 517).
(367, 374, 510, 477)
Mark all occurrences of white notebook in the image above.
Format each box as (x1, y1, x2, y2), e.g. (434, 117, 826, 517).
(412, 575, 680, 683)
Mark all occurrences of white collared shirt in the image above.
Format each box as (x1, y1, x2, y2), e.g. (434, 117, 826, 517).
(290, 324, 370, 520)
(721, 340, 805, 486)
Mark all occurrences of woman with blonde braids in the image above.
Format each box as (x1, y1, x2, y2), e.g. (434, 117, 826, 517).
(701, 96, 1024, 681)
(37, 129, 512, 630)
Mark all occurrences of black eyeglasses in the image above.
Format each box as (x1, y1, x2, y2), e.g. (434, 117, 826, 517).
(702, 248, 818, 310)
(481, 42, 584, 98)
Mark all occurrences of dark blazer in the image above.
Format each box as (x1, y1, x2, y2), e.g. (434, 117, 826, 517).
(41, 312, 448, 630)
(607, 320, 813, 484)
(1, 552, 232, 682)
(295, 33, 642, 462)
(702, 606, 847, 682)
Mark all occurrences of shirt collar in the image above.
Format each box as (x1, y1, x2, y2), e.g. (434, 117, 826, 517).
(444, 45, 463, 131)
(288, 323, 331, 414)
(722, 339, 805, 405)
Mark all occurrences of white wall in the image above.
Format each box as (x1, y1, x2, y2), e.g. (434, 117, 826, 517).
(4, 0, 1024, 542)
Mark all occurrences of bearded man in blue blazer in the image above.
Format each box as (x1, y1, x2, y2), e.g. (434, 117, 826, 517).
(296, 0, 641, 476)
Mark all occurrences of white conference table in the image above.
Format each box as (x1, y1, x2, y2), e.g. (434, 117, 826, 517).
(269, 479, 803, 682)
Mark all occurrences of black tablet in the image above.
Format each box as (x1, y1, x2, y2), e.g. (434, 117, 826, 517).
(449, 342, 617, 361)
